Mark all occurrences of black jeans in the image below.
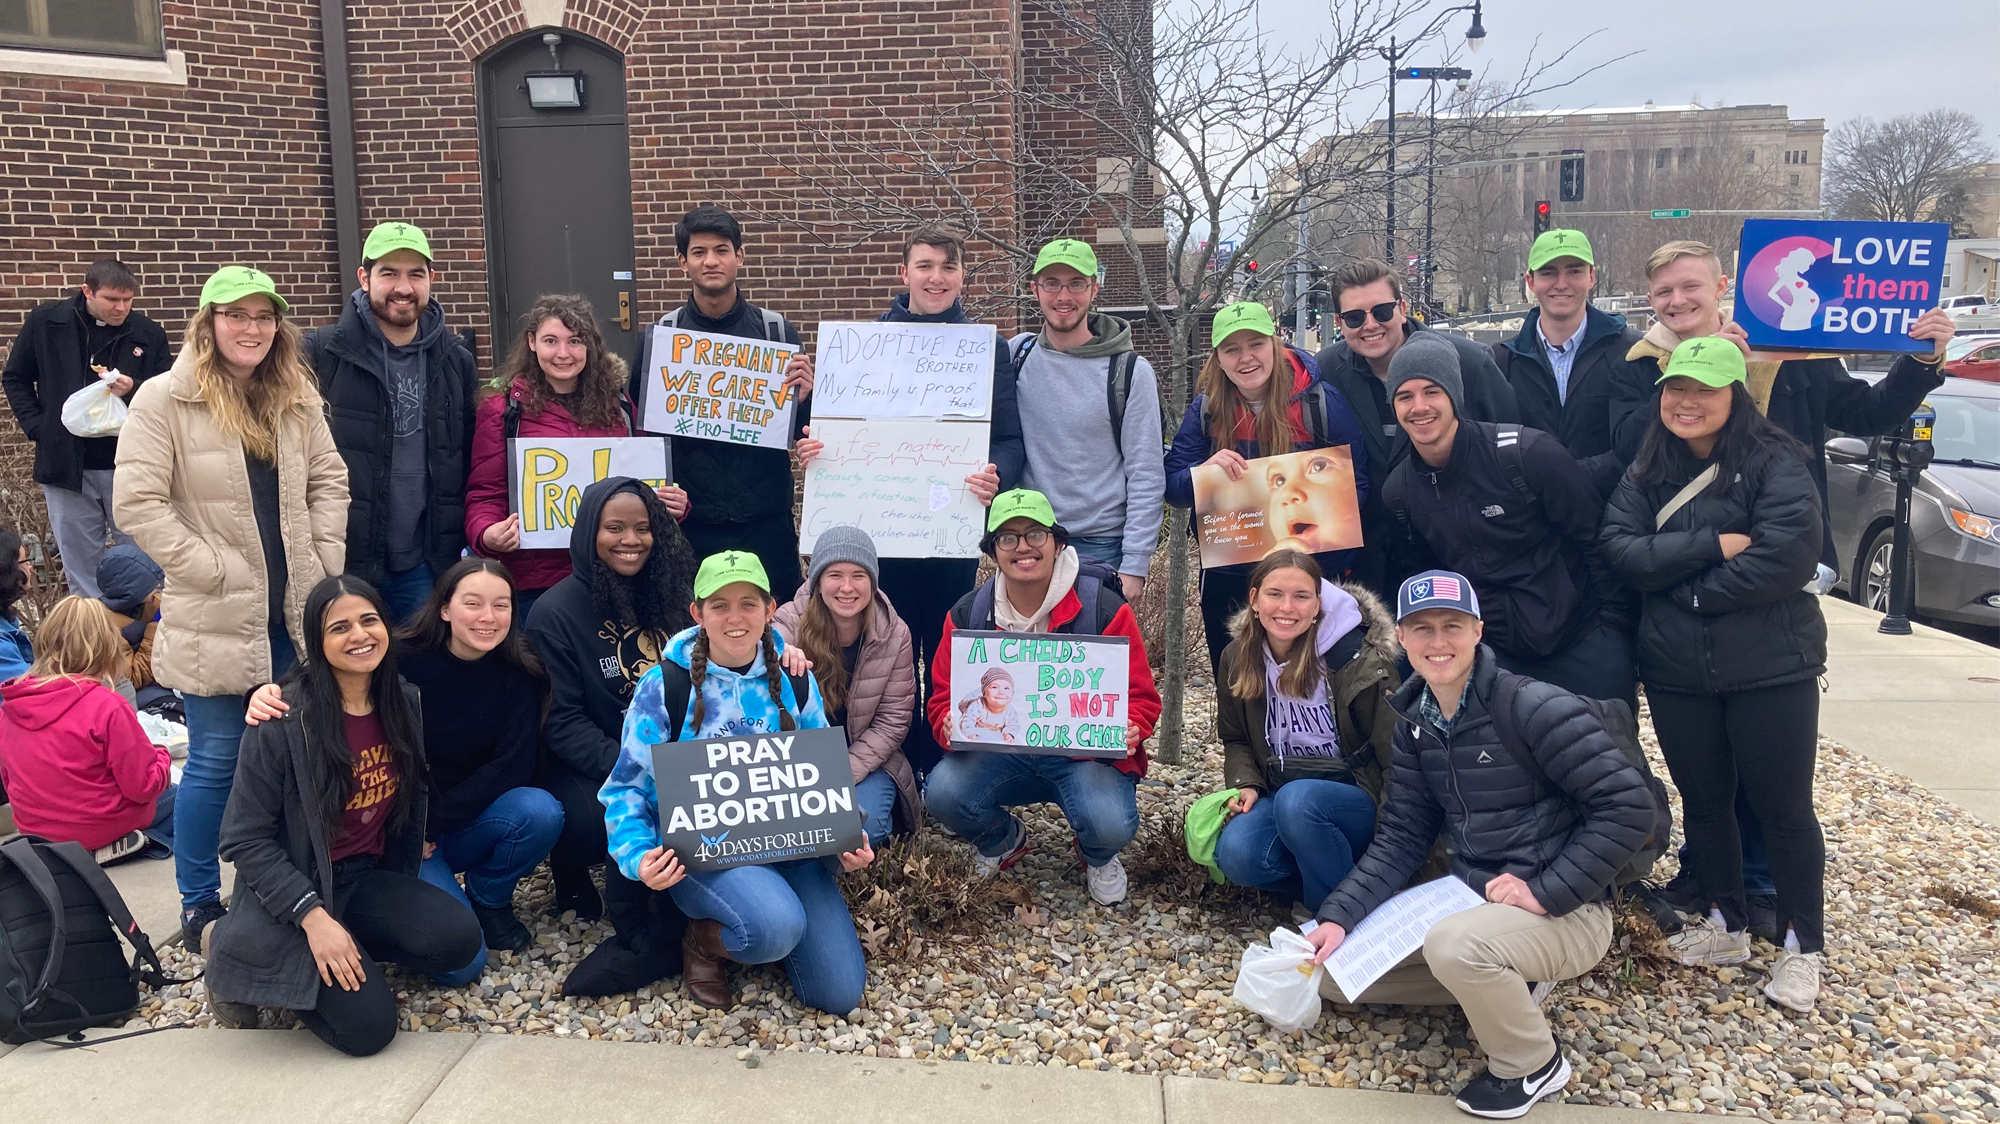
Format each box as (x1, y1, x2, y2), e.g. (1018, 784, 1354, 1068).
(301, 858, 483, 1056)
(683, 518, 803, 605)
(535, 761, 689, 943)
(878, 556, 979, 779)
(1646, 679, 1825, 952)
(1197, 567, 1253, 682)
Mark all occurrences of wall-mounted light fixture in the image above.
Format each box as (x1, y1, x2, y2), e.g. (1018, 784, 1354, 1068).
(523, 32, 586, 110)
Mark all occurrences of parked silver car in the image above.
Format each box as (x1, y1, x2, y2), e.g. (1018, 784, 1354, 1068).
(1827, 376, 2000, 630)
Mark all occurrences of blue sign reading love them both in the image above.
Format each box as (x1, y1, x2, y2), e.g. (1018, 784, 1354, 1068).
(1733, 218, 1949, 354)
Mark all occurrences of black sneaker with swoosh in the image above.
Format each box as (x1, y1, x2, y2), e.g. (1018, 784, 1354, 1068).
(1454, 1049, 1572, 1119)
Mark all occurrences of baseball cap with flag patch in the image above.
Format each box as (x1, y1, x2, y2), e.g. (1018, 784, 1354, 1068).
(1398, 569, 1481, 621)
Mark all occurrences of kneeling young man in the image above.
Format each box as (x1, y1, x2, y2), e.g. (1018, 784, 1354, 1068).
(923, 490, 1161, 905)
(1307, 570, 1655, 1118)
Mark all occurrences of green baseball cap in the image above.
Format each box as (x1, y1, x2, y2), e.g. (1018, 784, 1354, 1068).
(1659, 337, 1747, 387)
(362, 220, 433, 264)
(199, 266, 289, 314)
(986, 489, 1059, 533)
(1527, 229, 1595, 271)
(693, 550, 770, 599)
(1211, 301, 1277, 347)
(1032, 238, 1099, 279)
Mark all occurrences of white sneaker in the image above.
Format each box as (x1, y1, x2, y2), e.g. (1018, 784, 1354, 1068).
(970, 818, 1028, 880)
(1763, 949, 1822, 1013)
(1666, 916, 1752, 967)
(1085, 856, 1127, 905)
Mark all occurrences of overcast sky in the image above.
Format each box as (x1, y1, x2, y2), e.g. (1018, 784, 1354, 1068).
(1279, 0, 2000, 141)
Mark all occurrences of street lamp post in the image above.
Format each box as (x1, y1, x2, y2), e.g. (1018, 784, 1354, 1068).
(1381, 2, 1483, 266)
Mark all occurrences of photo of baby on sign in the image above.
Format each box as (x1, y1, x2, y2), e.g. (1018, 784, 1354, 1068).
(1190, 446, 1363, 568)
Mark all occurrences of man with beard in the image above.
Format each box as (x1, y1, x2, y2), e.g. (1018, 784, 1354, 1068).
(526, 477, 700, 993)
(305, 221, 478, 620)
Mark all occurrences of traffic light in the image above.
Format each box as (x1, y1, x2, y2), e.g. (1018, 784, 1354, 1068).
(1559, 151, 1585, 202)
(1242, 259, 1259, 293)
(1534, 200, 1552, 236)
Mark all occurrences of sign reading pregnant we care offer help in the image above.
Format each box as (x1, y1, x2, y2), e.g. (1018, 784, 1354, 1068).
(947, 631, 1130, 758)
(507, 437, 671, 549)
(640, 325, 801, 447)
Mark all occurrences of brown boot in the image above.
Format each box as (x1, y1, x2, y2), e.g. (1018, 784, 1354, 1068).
(681, 918, 733, 1009)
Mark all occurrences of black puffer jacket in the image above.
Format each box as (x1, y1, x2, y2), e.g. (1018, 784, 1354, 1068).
(1599, 442, 1825, 696)
(1316, 647, 1655, 927)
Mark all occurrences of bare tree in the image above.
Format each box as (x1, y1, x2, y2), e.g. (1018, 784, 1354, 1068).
(1825, 109, 1995, 224)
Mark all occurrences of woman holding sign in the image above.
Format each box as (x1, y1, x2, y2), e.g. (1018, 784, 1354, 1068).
(465, 294, 688, 614)
(1164, 302, 1370, 678)
(601, 551, 875, 1013)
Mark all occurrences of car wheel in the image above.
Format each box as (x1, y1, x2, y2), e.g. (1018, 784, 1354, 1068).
(1862, 526, 1897, 613)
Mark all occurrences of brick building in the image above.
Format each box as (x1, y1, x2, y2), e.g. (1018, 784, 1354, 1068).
(0, 0, 1142, 506)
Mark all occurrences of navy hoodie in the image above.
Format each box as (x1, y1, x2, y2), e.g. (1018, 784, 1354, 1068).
(879, 293, 1026, 490)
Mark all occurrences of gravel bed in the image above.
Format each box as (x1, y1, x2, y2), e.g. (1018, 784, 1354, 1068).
(139, 681, 2000, 1122)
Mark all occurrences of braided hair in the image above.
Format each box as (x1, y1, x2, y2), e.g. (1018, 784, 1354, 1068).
(685, 611, 798, 735)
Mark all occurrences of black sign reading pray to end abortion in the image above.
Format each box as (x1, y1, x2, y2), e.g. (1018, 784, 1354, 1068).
(651, 727, 867, 872)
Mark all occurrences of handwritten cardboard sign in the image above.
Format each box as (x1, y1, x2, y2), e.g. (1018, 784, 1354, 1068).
(651, 727, 866, 871)
(507, 437, 672, 550)
(639, 325, 801, 447)
(1190, 447, 1362, 567)
(1734, 218, 1949, 353)
(812, 321, 994, 419)
(947, 630, 1130, 758)
(800, 418, 991, 558)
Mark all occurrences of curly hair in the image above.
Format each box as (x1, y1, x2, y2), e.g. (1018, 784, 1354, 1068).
(493, 293, 630, 431)
(586, 485, 697, 638)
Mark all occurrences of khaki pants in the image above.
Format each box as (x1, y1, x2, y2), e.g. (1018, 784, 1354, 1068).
(1320, 901, 1612, 1078)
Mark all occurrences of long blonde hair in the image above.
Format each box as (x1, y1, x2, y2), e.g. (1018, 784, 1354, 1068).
(184, 303, 320, 461)
(1197, 337, 1297, 456)
(24, 596, 126, 687)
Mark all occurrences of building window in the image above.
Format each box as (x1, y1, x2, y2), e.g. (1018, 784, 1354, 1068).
(1790, 174, 1801, 187)
(1656, 147, 1672, 170)
(0, 0, 162, 58)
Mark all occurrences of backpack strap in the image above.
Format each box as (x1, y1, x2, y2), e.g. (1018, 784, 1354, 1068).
(657, 660, 693, 741)
(0, 838, 70, 1020)
(1383, 465, 1412, 538)
(969, 583, 997, 630)
(39, 842, 172, 989)
(1486, 672, 1560, 798)
(1106, 351, 1137, 455)
(1010, 334, 1038, 371)
(1655, 464, 1719, 529)
(502, 395, 522, 443)
(762, 309, 787, 343)
(1298, 381, 1332, 448)
(785, 671, 812, 716)
(1493, 428, 1534, 503)
(659, 308, 681, 329)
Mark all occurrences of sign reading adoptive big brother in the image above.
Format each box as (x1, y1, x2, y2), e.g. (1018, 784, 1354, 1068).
(1734, 219, 1950, 353)
(651, 727, 866, 872)
(641, 325, 801, 448)
(947, 630, 1131, 758)
(507, 437, 672, 550)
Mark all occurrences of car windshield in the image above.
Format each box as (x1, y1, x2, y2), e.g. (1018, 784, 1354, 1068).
(1946, 336, 1997, 360)
(1929, 392, 2000, 468)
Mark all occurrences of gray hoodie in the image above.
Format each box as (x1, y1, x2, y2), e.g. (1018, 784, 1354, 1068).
(1010, 313, 1165, 575)
(353, 289, 445, 570)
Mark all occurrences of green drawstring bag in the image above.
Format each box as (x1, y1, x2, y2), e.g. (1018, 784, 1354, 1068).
(1184, 789, 1240, 885)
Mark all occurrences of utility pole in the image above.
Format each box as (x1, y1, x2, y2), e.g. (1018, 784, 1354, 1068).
(1377, 2, 1485, 266)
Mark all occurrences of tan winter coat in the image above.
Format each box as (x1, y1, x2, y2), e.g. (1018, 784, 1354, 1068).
(773, 583, 921, 831)
(112, 355, 349, 697)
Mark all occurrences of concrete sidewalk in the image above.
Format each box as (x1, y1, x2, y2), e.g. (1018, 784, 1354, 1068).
(1817, 596, 2000, 824)
(0, 1029, 1705, 1124)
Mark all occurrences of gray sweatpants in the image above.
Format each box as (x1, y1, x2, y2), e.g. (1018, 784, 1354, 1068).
(42, 469, 134, 599)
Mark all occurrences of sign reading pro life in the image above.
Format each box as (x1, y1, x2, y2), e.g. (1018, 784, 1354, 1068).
(651, 727, 865, 871)
(1734, 219, 1949, 353)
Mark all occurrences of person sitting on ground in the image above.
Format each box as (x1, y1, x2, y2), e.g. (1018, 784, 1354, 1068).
(1208, 551, 1399, 913)
(0, 595, 173, 864)
(601, 550, 876, 1012)
(207, 576, 482, 1057)
(0, 527, 34, 686)
(1305, 569, 1655, 1120)
(247, 557, 562, 982)
(96, 543, 165, 707)
(922, 489, 1161, 906)
(772, 526, 919, 846)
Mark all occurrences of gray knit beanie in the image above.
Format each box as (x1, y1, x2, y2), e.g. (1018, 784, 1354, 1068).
(806, 525, 880, 590)
(1384, 330, 1465, 418)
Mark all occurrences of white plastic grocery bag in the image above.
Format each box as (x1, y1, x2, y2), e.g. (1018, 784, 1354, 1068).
(1231, 926, 1326, 1033)
(61, 372, 128, 437)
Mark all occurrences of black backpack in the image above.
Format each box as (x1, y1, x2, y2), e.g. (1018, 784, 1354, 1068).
(1382, 426, 1535, 538)
(1011, 335, 1162, 455)
(0, 837, 171, 1044)
(1487, 673, 1674, 892)
(653, 658, 813, 742)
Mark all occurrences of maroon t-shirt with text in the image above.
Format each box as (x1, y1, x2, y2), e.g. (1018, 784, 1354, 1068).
(328, 711, 400, 863)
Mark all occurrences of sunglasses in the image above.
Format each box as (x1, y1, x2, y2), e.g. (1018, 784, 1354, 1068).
(1337, 301, 1400, 330)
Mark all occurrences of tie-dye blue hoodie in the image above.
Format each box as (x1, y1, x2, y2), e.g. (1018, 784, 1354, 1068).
(599, 624, 829, 881)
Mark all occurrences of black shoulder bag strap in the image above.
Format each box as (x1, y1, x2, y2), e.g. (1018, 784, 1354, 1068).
(1105, 351, 1137, 455)
(0, 838, 70, 1021)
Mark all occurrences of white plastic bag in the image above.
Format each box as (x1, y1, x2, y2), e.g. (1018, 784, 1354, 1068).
(62, 372, 128, 437)
(1231, 926, 1326, 1033)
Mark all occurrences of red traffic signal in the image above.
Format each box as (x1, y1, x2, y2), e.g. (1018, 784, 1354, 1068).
(1533, 200, 1552, 236)
(1246, 260, 1259, 273)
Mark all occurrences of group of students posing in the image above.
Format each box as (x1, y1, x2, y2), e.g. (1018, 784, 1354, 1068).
(0, 208, 1956, 1119)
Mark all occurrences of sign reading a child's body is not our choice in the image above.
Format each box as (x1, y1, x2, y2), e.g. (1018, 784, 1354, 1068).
(640, 325, 801, 448)
(1190, 446, 1362, 568)
(507, 436, 672, 550)
(650, 727, 866, 872)
(1733, 218, 1950, 353)
(812, 321, 995, 419)
(799, 418, 991, 559)
(947, 630, 1130, 759)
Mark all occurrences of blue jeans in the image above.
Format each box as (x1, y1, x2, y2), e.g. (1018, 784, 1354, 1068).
(854, 769, 897, 846)
(1068, 535, 1124, 571)
(176, 626, 295, 908)
(669, 859, 866, 1014)
(1212, 779, 1377, 909)
(924, 750, 1139, 867)
(380, 561, 435, 625)
(419, 786, 565, 987)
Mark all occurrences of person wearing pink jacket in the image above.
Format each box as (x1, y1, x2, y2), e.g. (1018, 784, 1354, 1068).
(463, 294, 687, 612)
(0, 595, 172, 862)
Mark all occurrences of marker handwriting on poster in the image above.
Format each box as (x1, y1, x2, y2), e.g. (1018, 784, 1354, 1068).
(947, 630, 1130, 758)
(507, 437, 672, 550)
(641, 325, 800, 448)
(799, 418, 990, 558)
(812, 321, 994, 419)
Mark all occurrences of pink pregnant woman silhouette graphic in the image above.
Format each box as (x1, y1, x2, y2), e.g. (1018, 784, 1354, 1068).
(1767, 246, 1821, 332)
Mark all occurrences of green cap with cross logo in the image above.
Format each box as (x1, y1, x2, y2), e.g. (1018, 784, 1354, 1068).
(1660, 336, 1747, 387)
(1527, 229, 1595, 271)
(362, 221, 434, 264)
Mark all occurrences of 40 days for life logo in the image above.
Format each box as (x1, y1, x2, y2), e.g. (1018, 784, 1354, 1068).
(1735, 219, 1949, 353)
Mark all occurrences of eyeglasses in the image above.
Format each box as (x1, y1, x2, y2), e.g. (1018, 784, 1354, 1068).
(218, 310, 279, 331)
(994, 529, 1051, 550)
(1336, 301, 1400, 330)
(1034, 277, 1096, 296)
